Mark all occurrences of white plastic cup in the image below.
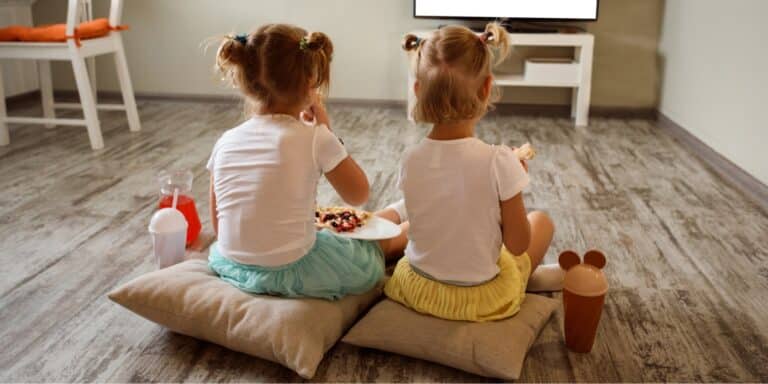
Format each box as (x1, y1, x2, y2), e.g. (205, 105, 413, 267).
(149, 208, 188, 268)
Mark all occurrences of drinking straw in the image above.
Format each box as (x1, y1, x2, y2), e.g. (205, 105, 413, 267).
(172, 187, 179, 209)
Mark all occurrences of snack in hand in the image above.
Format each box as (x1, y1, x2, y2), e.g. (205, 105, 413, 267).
(315, 207, 371, 233)
(515, 142, 536, 161)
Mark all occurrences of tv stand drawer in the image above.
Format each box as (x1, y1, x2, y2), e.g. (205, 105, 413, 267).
(524, 58, 580, 84)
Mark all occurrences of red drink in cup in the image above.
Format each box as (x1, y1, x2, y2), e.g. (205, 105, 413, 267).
(157, 169, 201, 246)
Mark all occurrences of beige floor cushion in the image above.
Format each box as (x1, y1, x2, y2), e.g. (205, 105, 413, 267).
(342, 294, 558, 380)
(108, 259, 382, 379)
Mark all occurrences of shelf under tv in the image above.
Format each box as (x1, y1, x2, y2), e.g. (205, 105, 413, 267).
(406, 31, 594, 127)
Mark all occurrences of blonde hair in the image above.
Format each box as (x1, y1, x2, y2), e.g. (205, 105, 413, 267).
(404, 22, 510, 124)
(216, 24, 333, 110)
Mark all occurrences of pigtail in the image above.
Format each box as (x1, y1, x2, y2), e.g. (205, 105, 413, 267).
(306, 31, 332, 55)
(216, 35, 245, 70)
(216, 34, 251, 90)
(482, 22, 510, 65)
(402, 33, 423, 52)
(304, 31, 333, 93)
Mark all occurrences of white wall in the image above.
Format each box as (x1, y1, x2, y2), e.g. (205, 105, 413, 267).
(33, 0, 663, 108)
(659, 0, 768, 184)
(35, 0, 437, 101)
(0, 3, 38, 96)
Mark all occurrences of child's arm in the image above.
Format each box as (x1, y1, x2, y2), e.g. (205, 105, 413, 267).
(376, 207, 402, 224)
(302, 92, 331, 128)
(306, 97, 370, 206)
(325, 157, 370, 206)
(376, 199, 406, 224)
(500, 193, 531, 255)
(209, 173, 218, 236)
(497, 144, 533, 255)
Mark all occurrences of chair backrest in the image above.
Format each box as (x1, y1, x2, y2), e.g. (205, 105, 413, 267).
(79, 0, 93, 23)
(65, 0, 123, 35)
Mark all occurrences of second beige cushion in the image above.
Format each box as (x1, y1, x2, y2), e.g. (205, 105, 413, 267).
(342, 294, 558, 380)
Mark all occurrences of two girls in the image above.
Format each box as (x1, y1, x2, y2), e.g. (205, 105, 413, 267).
(207, 23, 557, 321)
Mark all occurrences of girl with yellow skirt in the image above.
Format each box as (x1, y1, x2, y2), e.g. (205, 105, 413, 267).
(379, 22, 558, 322)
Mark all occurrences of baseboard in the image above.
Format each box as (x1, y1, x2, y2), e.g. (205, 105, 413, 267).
(324, 98, 405, 109)
(48, 90, 655, 118)
(657, 112, 768, 214)
(491, 103, 657, 119)
(53, 90, 242, 104)
(52, 90, 404, 107)
(5, 90, 41, 109)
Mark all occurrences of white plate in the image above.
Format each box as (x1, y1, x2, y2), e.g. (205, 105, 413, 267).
(326, 216, 402, 240)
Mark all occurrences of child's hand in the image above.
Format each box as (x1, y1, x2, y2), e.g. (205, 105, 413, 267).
(513, 143, 534, 173)
(301, 92, 331, 129)
(511, 146, 529, 173)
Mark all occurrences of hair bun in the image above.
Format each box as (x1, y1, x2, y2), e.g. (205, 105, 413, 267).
(306, 32, 329, 51)
(217, 37, 246, 67)
(483, 22, 506, 45)
(483, 22, 510, 64)
(305, 31, 333, 60)
(402, 34, 422, 51)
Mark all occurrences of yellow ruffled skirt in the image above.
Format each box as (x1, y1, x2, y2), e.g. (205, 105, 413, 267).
(384, 248, 531, 322)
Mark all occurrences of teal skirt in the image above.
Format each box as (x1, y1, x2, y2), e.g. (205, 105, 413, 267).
(208, 230, 385, 300)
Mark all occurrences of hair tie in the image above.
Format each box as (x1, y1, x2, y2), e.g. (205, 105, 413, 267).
(479, 32, 494, 44)
(405, 36, 422, 50)
(299, 37, 309, 51)
(233, 34, 247, 45)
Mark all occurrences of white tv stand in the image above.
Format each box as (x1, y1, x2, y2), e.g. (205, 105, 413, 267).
(406, 30, 594, 126)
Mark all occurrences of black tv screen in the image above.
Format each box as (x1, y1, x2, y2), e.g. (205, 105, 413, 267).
(414, 0, 599, 21)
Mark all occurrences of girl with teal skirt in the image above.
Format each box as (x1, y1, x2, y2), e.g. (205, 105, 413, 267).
(208, 231, 387, 300)
(206, 24, 407, 300)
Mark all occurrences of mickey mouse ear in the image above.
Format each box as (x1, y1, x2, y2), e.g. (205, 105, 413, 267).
(584, 249, 606, 269)
(558, 250, 581, 270)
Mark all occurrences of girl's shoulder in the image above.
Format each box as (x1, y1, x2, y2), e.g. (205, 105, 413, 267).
(221, 115, 309, 140)
(214, 126, 245, 150)
(219, 118, 258, 138)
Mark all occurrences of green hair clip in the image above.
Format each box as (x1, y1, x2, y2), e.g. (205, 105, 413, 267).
(299, 37, 309, 51)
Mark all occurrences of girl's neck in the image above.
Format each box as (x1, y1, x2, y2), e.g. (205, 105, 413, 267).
(428, 119, 477, 140)
(256, 102, 304, 120)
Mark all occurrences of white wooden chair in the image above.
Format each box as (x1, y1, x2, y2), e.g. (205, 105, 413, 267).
(0, 0, 140, 150)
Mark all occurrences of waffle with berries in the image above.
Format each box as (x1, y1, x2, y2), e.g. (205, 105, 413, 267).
(315, 207, 371, 233)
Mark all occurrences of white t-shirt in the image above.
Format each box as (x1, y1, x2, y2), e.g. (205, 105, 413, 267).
(207, 114, 347, 266)
(399, 137, 529, 284)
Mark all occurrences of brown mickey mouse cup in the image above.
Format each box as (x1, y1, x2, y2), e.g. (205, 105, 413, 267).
(559, 250, 608, 353)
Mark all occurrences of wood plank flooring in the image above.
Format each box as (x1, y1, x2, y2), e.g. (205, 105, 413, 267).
(1, 99, 766, 382)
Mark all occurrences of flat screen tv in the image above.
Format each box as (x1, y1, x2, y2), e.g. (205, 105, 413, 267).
(414, 0, 599, 21)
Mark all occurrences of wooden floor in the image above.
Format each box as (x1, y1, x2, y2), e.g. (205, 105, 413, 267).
(1, 99, 767, 382)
